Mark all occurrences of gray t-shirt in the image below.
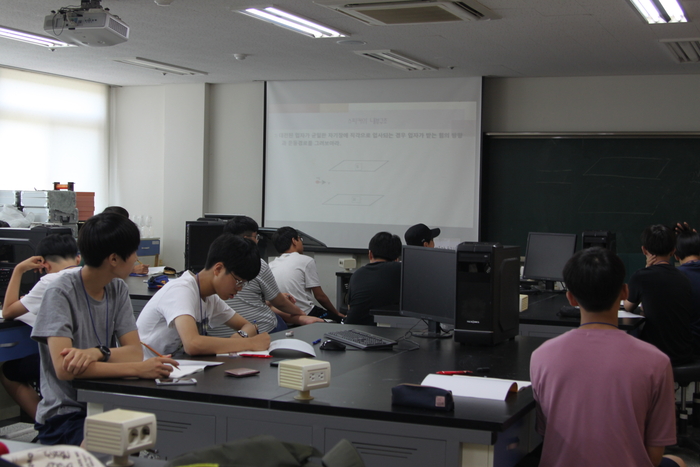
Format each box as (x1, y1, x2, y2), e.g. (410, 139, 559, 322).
(31, 268, 137, 424)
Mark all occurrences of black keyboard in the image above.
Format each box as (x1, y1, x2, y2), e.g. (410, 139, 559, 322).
(324, 329, 397, 350)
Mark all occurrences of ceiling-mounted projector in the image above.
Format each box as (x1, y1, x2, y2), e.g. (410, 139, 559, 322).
(43, 0, 129, 47)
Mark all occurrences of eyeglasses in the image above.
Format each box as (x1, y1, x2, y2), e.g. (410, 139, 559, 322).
(230, 273, 248, 287)
(245, 234, 262, 241)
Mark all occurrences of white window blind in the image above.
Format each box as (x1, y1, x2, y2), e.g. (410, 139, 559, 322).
(0, 68, 108, 208)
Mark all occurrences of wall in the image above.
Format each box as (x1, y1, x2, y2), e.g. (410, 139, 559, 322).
(207, 83, 265, 220)
(482, 75, 700, 133)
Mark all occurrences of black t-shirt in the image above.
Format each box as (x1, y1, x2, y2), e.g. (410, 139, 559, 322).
(345, 261, 402, 325)
(628, 263, 693, 364)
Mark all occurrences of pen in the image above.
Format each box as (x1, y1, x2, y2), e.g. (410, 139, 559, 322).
(140, 342, 179, 368)
(312, 339, 322, 345)
(436, 370, 473, 375)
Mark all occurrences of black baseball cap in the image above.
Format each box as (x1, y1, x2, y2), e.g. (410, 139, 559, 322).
(405, 224, 441, 246)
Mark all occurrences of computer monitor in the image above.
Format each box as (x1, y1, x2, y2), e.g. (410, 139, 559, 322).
(522, 232, 577, 292)
(399, 245, 456, 337)
(184, 221, 225, 272)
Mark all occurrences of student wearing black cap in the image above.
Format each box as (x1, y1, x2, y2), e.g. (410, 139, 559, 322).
(404, 223, 440, 248)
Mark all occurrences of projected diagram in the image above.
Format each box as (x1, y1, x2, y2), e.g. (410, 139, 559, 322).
(323, 160, 387, 206)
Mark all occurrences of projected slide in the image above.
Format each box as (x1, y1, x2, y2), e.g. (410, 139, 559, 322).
(265, 78, 482, 249)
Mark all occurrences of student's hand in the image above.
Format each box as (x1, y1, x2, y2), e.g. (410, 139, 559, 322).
(60, 347, 101, 376)
(296, 315, 324, 325)
(283, 293, 297, 304)
(645, 254, 658, 268)
(239, 332, 271, 351)
(16, 256, 46, 274)
(138, 357, 178, 379)
(132, 263, 149, 275)
(675, 222, 696, 233)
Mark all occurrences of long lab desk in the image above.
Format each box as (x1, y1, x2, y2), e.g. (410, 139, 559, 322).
(74, 323, 545, 467)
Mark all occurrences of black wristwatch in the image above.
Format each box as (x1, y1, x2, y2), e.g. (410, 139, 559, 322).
(237, 330, 249, 338)
(96, 345, 111, 362)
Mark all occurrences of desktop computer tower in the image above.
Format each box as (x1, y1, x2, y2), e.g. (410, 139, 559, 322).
(582, 231, 616, 253)
(453, 242, 520, 346)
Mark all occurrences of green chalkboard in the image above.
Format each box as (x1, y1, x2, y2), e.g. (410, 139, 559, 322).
(481, 135, 700, 260)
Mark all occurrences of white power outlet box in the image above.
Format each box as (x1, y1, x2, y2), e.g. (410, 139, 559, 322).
(84, 409, 156, 466)
(338, 258, 356, 270)
(278, 358, 331, 400)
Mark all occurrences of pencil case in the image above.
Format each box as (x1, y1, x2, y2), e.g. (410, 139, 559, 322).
(391, 383, 454, 412)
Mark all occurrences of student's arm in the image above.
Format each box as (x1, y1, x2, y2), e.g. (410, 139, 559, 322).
(273, 307, 324, 325)
(268, 293, 305, 316)
(2, 256, 44, 319)
(311, 286, 345, 317)
(624, 299, 639, 312)
(48, 336, 176, 381)
(174, 314, 270, 355)
(645, 446, 664, 466)
(59, 330, 144, 374)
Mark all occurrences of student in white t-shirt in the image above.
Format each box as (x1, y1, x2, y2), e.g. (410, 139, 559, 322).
(137, 234, 270, 357)
(269, 226, 345, 322)
(1, 233, 80, 420)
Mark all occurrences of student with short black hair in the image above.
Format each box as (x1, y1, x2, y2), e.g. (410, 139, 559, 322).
(624, 224, 693, 364)
(269, 226, 344, 322)
(32, 213, 176, 446)
(675, 228, 700, 355)
(345, 232, 402, 325)
(137, 233, 270, 357)
(531, 247, 684, 467)
(1, 234, 80, 420)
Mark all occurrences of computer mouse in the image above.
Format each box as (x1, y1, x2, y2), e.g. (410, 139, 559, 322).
(320, 340, 346, 351)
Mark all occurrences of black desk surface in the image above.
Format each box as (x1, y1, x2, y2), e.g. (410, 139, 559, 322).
(74, 323, 546, 435)
(125, 275, 160, 300)
(519, 292, 644, 330)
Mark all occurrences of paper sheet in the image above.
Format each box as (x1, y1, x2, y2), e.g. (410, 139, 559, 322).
(421, 374, 532, 401)
(618, 310, 644, 319)
(167, 360, 222, 379)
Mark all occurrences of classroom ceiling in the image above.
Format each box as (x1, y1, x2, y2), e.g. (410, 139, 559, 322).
(1, 0, 700, 86)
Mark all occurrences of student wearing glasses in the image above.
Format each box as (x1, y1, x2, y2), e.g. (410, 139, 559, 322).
(137, 233, 270, 357)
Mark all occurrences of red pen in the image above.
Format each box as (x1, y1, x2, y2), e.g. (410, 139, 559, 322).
(436, 370, 473, 375)
(239, 354, 272, 358)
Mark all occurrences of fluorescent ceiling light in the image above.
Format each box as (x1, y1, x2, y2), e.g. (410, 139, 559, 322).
(354, 50, 436, 71)
(0, 25, 74, 48)
(238, 7, 346, 38)
(115, 57, 208, 76)
(629, 0, 687, 23)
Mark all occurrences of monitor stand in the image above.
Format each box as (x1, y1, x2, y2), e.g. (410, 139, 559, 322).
(412, 320, 452, 339)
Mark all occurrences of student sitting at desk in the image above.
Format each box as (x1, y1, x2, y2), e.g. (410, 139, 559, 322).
(210, 216, 322, 335)
(269, 227, 344, 322)
(531, 247, 684, 467)
(624, 224, 693, 364)
(137, 233, 270, 356)
(674, 227, 700, 355)
(1, 233, 80, 420)
(344, 232, 402, 326)
(31, 213, 176, 446)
